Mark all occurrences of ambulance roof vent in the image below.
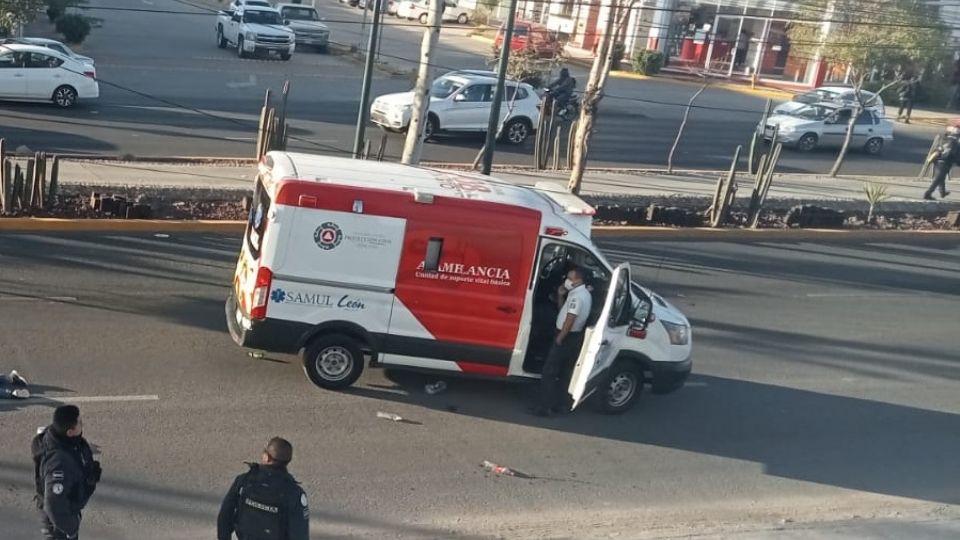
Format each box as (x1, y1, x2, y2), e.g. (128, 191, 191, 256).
(413, 190, 435, 204)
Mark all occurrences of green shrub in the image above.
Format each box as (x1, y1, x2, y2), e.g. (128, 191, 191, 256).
(55, 14, 90, 44)
(610, 42, 625, 70)
(633, 49, 664, 76)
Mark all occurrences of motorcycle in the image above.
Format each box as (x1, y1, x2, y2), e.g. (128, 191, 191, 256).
(542, 89, 580, 121)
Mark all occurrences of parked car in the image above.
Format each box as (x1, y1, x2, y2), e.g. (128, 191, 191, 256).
(494, 21, 562, 58)
(759, 102, 893, 154)
(216, 6, 296, 60)
(370, 72, 540, 144)
(0, 44, 98, 108)
(774, 85, 884, 116)
(276, 3, 329, 52)
(395, 0, 470, 24)
(0, 37, 94, 66)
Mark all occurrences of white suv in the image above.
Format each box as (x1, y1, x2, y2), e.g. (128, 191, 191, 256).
(370, 73, 540, 144)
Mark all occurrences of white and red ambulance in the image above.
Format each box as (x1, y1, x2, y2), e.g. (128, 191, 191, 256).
(226, 152, 692, 413)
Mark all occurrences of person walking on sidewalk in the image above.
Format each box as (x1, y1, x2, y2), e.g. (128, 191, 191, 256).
(924, 124, 959, 200)
(32, 405, 102, 540)
(534, 267, 592, 417)
(217, 437, 309, 540)
(897, 76, 919, 123)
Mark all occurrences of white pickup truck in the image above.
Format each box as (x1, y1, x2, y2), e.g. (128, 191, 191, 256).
(216, 6, 296, 60)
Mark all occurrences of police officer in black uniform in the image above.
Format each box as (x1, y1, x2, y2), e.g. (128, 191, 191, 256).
(217, 437, 309, 540)
(32, 405, 102, 540)
(924, 124, 959, 200)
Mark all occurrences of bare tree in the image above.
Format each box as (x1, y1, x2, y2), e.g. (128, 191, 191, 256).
(566, 0, 632, 194)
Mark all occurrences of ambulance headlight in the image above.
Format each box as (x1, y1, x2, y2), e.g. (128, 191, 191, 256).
(661, 320, 689, 346)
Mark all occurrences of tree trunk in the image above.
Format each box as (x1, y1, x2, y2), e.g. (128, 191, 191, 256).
(828, 102, 860, 178)
(829, 75, 900, 178)
(567, 0, 620, 194)
(400, 0, 443, 165)
(667, 83, 708, 174)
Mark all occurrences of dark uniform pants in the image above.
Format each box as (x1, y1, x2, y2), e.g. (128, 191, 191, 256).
(926, 160, 952, 198)
(40, 512, 76, 540)
(538, 332, 585, 411)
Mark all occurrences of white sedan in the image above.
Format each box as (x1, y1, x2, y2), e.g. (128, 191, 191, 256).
(370, 72, 540, 144)
(0, 44, 98, 108)
(397, 0, 471, 24)
(1, 37, 94, 66)
(759, 102, 893, 155)
(774, 85, 884, 116)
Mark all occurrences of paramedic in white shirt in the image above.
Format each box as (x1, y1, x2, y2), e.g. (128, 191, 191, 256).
(535, 267, 592, 417)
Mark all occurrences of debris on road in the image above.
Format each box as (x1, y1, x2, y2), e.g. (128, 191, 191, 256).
(425, 381, 447, 395)
(246, 351, 265, 359)
(480, 460, 533, 479)
(376, 411, 422, 425)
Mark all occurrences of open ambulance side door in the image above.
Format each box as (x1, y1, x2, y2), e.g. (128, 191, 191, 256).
(567, 263, 632, 410)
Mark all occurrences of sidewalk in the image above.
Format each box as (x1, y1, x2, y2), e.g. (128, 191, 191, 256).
(51, 160, 960, 211)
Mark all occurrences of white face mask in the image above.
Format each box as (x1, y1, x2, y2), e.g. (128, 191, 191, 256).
(564, 278, 576, 291)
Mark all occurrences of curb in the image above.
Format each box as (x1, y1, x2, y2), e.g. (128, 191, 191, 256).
(591, 226, 960, 240)
(1, 219, 956, 237)
(0, 219, 246, 232)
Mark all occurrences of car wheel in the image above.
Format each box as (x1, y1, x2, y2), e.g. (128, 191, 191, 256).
(237, 36, 248, 58)
(597, 359, 641, 414)
(280, 52, 291, 61)
(52, 85, 78, 108)
(796, 132, 818, 152)
(456, 13, 468, 24)
(423, 114, 438, 141)
(864, 137, 884, 155)
(302, 334, 365, 390)
(501, 117, 531, 145)
(216, 26, 228, 48)
(419, 12, 428, 24)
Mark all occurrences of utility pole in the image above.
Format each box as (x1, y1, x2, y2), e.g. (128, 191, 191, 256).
(479, 0, 519, 175)
(353, 0, 385, 158)
(401, 0, 443, 164)
(567, 0, 619, 193)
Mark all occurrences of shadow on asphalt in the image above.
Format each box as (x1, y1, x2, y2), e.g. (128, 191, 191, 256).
(3, 233, 959, 506)
(0, 460, 498, 540)
(348, 367, 960, 507)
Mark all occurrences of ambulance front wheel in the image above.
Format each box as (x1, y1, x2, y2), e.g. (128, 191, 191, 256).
(302, 334, 365, 390)
(597, 359, 641, 414)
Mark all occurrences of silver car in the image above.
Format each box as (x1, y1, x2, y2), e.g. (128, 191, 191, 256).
(759, 102, 894, 155)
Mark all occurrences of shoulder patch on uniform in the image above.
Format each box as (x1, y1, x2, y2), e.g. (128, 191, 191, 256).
(300, 493, 308, 507)
(52, 470, 64, 480)
(52, 483, 64, 495)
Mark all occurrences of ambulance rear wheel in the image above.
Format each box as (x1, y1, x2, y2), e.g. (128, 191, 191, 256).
(302, 334, 364, 390)
(598, 359, 641, 414)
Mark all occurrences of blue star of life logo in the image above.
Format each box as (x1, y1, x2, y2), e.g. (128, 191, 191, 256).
(270, 288, 286, 303)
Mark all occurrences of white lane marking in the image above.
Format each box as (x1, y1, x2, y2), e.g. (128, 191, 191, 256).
(0, 296, 77, 302)
(226, 74, 257, 89)
(802, 292, 919, 298)
(33, 395, 160, 403)
(224, 137, 257, 141)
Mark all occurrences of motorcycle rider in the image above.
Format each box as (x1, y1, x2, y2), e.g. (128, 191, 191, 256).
(546, 68, 576, 118)
(924, 124, 959, 200)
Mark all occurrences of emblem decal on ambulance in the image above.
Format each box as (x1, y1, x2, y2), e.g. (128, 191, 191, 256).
(314, 222, 343, 250)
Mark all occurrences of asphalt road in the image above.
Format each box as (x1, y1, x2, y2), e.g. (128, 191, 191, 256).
(0, 0, 945, 176)
(1, 231, 958, 539)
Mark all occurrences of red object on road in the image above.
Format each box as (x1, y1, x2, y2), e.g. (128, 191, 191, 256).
(494, 21, 562, 58)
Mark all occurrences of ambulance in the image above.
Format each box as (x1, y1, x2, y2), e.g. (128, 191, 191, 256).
(226, 152, 692, 413)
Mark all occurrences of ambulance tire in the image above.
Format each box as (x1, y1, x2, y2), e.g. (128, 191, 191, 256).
(302, 334, 365, 390)
(597, 359, 641, 414)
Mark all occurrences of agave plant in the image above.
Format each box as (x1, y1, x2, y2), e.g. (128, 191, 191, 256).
(863, 182, 891, 224)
